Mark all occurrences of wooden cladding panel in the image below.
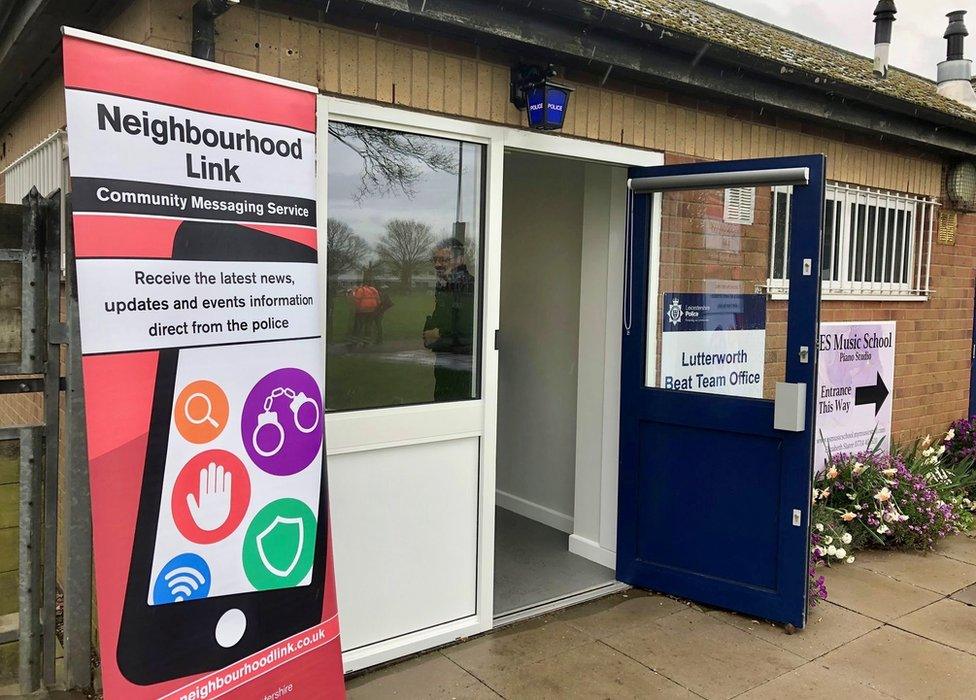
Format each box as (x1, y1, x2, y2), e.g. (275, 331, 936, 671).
(0, 0, 947, 199)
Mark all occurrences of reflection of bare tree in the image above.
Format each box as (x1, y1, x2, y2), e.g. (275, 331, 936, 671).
(326, 218, 371, 277)
(326, 218, 371, 340)
(328, 123, 455, 199)
(375, 219, 434, 290)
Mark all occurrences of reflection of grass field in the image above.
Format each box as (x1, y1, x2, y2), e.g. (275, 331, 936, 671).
(329, 289, 434, 343)
(327, 289, 437, 409)
(326, 354, 433, 410)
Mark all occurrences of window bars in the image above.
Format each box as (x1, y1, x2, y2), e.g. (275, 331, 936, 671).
(767, 182, 938, 299)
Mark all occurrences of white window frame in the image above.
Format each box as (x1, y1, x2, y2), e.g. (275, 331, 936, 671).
(319, 95, 661, 673)
(767, 182, 938, 301)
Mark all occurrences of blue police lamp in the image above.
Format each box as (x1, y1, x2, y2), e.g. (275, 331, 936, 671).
(510, 64, 574, 131)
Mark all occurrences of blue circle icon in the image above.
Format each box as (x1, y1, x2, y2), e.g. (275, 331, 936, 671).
(153, 553, 212, 605)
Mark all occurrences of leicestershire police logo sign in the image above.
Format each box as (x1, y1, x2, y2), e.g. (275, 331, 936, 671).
(667, 298, 683, 326)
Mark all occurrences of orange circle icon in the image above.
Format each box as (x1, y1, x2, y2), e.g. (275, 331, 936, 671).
(175, 380, 229, 444)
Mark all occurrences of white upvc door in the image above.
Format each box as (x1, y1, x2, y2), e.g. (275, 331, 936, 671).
(317, 95, 659, 672)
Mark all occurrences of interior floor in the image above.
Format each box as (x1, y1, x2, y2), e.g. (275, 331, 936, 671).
(494, 507, 615, 616)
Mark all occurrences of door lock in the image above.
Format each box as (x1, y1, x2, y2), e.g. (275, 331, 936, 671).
(774, 382, 806, 432)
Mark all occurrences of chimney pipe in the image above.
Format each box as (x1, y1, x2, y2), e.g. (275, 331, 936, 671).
(937, 10, 976, 109)
(873, 1, 897, 78)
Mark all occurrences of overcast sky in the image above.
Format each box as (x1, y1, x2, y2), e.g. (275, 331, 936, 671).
(709, 0, 967, 80)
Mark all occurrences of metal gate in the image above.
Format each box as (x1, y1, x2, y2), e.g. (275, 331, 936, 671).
(0, 188, 93, 694)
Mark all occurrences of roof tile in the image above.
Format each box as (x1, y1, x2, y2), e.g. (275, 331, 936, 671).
(588, 0, 976, 122)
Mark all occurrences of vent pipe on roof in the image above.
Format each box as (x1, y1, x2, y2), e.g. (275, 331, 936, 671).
(937, 11, 976, 109)
(873, 1, 897, 78)
(192, 0, 238, 61)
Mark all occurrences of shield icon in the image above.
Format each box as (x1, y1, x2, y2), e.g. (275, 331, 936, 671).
(255, 515, 305, 578)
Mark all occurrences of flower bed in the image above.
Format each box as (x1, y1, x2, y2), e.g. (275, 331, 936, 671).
(808, 427, 976, 605)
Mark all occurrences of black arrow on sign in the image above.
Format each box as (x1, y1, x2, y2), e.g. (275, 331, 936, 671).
(854, 372, 889, 416)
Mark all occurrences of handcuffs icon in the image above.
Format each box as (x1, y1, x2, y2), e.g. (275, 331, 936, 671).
(252, 387, 320, 458)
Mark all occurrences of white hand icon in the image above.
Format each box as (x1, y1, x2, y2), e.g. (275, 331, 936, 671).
(186, 461, 232, 532)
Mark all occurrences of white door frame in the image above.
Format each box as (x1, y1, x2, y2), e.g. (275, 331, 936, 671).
(318, 95, 662, 672)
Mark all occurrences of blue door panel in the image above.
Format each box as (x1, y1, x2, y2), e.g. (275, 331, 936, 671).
(636, 422, 782, 591)
(617, 155, 824, 629)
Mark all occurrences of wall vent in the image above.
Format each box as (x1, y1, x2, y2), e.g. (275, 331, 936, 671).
(723, 187, 755, 225)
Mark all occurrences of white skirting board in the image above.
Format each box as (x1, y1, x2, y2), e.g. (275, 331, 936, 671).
(568, 533, 617, 569)
(496, 490, 574, 534)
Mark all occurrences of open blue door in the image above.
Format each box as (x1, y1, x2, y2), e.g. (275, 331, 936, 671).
(617, 156, 824, 628)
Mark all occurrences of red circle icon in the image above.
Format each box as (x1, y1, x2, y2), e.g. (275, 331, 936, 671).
(172, 450, 251, 544)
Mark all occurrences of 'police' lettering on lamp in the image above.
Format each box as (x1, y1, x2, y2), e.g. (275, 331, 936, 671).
(510, 63, 574, 131)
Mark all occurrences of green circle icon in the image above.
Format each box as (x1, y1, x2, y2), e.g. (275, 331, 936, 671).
(242, 498, 317, 590)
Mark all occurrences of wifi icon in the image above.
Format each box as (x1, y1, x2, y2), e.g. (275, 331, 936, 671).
(153, 553, 212, 605)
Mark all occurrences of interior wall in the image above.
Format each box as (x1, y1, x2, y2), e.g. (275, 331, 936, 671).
(497, 152, 585, 529)
(570, 164, 627, 568)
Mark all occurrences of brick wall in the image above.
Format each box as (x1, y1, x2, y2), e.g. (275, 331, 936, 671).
(0, 0, 971, 445)
(0, 0, 945, 197)
(661, 151, 976, 441)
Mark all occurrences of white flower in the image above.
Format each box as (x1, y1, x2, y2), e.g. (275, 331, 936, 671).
(826, 466, 839, 480)
(923, 434, 932, 447)
(877, 524, 890, 535)
(827, 545, 837, 556)
(923, 446, 935, 457)
(835, 548, 847, 559)
(900, 514, 909, 522)
(946, 428, 956, 442)
(852, 462, 865, 476)
(881, 468, 897, 477)
(824, 536, 833, 545)
(846, 556, 856, 564)
(875, 487, 892, 503)
(841, 533, 852, 544)
(813, 546, 824, 557)
(815, 523, 824, 532)
(937, 444, 946, 456)
(841, 512, 856, 522)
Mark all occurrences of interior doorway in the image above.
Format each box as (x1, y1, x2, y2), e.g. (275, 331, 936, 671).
(494, 150, 623, 618)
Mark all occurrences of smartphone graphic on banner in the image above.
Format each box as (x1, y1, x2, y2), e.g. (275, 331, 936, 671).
(117, 222, 328, 685)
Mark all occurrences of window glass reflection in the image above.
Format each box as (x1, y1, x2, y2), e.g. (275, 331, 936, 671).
(325, 122, 484, 411)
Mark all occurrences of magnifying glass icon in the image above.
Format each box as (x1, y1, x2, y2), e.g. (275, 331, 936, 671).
(184, 392, 219, 428)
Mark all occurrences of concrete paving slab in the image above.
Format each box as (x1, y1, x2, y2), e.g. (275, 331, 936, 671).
(602, 608, 806, 700)
(735, 662, 894, 699)
(346, 652, 496, 699)
(951, 582, 976, 606)
(821, 626, 976, 700)
(441, 615, 592, 682)
(486, 640, 698, 699)
(852, 549, 976, 594)
(894, 598, 976, 655)
(822, 561, 942, 621)
(708, 601, 880, 660)
(550, 589, 688, 640)
(935, 533, 976, 566)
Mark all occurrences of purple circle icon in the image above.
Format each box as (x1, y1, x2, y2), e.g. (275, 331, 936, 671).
(241, 368, 323, 476)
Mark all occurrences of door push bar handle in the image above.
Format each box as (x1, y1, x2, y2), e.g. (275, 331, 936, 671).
(628, 167, 810, 193)
(774, 382, 806, 432)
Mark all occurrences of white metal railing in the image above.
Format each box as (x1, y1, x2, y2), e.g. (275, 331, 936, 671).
(766, 182, 938, 299)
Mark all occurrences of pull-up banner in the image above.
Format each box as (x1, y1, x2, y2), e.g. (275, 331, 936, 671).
(62, 28, 345, 698)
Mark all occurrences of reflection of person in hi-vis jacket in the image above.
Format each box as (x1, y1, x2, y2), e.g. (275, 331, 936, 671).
(424, 237, 475, 401)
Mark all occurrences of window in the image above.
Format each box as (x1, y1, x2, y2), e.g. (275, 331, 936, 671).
(768, 183, 937, 298)
(325, 122, 485, 411)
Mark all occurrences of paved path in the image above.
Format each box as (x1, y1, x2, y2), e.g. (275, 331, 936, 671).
(347, 532, 976, 699)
